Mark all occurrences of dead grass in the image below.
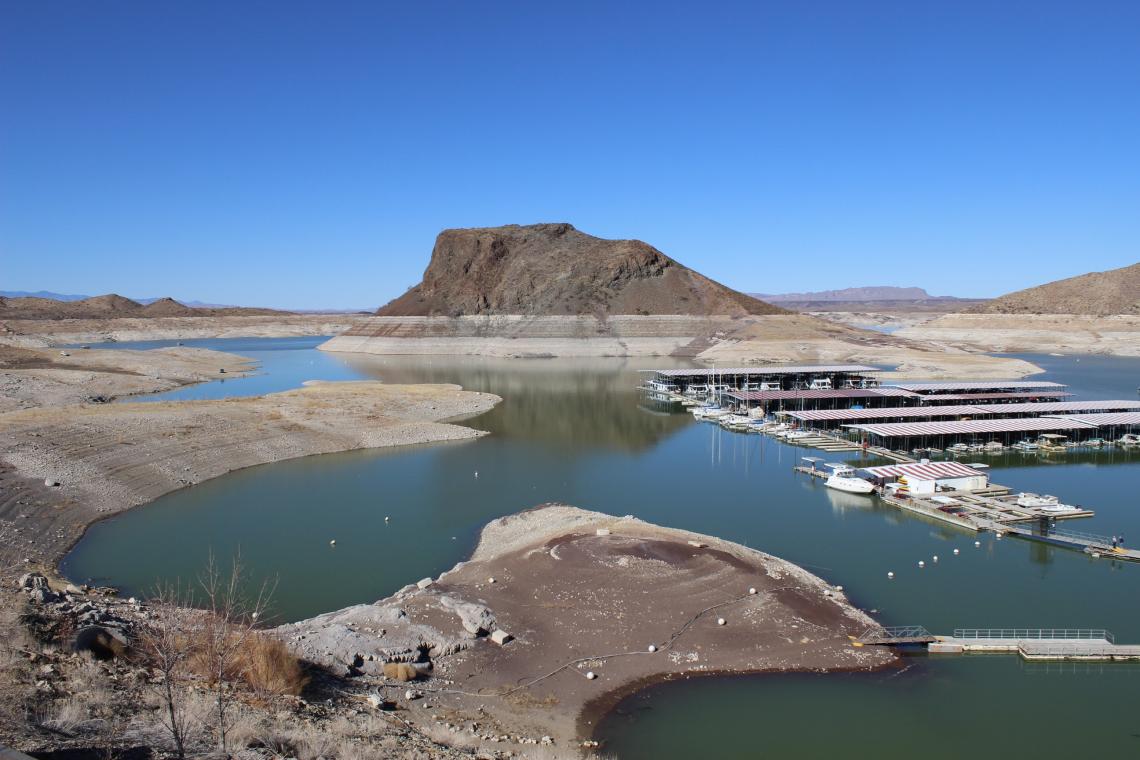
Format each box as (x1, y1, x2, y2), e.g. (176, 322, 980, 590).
(236, 633, 309, 697)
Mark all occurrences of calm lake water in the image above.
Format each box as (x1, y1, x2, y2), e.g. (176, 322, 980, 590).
(63, 342, 1140, 758)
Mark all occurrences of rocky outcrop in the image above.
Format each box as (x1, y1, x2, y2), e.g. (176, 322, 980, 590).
(965, 262, 1140, 316)
(378, 223, 785, 318)
(277, 505, 893, 749)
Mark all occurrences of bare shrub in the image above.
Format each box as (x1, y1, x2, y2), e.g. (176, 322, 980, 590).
(37, 697, 89, 735)
(196, 552, 274, 754)
(136, 582, 197, 759)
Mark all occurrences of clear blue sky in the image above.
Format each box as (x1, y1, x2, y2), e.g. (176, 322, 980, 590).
(3, 1, 1138, 309)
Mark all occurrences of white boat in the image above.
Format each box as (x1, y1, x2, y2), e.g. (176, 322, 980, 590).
(1012, 439, 1039, 451)
(984, 441, 1004, 451)
(1015, 492, 1078, 513)
(781, 430, 813, 441)
(692, 406, 728, 420)
(1118, 433, 1140, 446)
(825, 475, 875, 494)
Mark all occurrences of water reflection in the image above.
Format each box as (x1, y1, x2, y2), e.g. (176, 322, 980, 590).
(341, 354, 696, 452)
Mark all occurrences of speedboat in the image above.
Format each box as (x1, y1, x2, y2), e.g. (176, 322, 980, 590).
(782, 430, 813, 441)
(825, 474, 875, 494)
(823, 464, 875, 494)
(1012, 439, 1039, 452)
(1118, 433, 1140, 446)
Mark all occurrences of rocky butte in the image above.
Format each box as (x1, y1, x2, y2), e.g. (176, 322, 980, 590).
(321, 223, 1041, 378)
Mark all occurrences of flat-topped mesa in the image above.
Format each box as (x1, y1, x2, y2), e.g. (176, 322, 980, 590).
(378, 223, 786, 318)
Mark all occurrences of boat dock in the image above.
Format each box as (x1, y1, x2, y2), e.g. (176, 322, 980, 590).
(973, 520, 1140, 562)
(858, 627, 1140, 661)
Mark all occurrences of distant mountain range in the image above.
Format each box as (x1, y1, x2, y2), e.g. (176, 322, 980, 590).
(752, 286, 971, 303)
(0, 293, 289, 320)
(0, 291, 372, 313)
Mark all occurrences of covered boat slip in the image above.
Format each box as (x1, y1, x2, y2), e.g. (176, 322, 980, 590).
(782, 400, 1140, 430)
(639, 365, 882, 395)
(843, 412, 1140, 448)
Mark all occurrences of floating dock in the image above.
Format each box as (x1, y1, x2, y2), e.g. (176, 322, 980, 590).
(859, 627, 1140, 661)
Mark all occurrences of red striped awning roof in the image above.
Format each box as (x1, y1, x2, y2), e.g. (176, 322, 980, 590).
(1047, 412, 1140, 427)
(917, 392, 1073, 402)
(844, 417, 1098, 437)
(787, 405, 984, 421)
(727, 389, 912, 401)
(862, 462, 988, 481)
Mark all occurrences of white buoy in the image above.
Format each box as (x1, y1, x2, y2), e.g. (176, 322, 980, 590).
(385, 516, 390, 522)
(996, 533, 1003, 539)
(974, 541, 981, 547)
(329, 539, 336, 546)
(932, 555, 939, 563)
(474, 471, 479, 478)
(648, 644, 657, 653)
(488, 577, 496, 584)
(585, 671, 596, 680)
(953, 548, 960, 555)
(748, 587, 757, 595)
(887, 571, 894, 579)
(918, 560, 925, 568)
(717, 618, 726, 626)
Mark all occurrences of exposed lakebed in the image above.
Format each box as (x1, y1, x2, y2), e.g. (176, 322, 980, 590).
(63, 340, 1140, 757)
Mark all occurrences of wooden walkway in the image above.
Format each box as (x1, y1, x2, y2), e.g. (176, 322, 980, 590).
(974, 519, 1140, 563)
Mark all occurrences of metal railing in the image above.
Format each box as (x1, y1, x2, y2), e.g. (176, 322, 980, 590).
(859, 625, 933, 642)
(953, 628, 1113, 643)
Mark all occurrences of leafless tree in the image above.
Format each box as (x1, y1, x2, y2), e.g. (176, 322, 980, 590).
(135, 582, 195, 760)
(198, 552, 274, 754)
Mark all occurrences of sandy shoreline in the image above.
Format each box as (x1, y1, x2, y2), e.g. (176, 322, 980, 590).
(324, 314, 1043, 379)
(0, 381, 500, 574)
(0, 314, 358, 348)
(897, 314, 1140, 357)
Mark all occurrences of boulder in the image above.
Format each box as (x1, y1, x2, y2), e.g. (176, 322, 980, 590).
(438, 595, 496, 636)
(490, 629, 514, 646)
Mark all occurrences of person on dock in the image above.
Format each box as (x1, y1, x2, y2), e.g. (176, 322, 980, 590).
(1111, 535, 1118, 549)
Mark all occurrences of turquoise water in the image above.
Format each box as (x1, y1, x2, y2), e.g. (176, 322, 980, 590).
(60, 341, 1140, 758)
(84, 336, 369, 401)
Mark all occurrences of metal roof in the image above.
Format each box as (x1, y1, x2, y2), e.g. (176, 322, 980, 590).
(862, 461, 988, 481)
(916, 392, 1073, 402)
(887, 381, 1067, 392)
(727, 388, 910, 402)
(844, 417, 1098, 438)
(973, 400, 1140, 414)
(643, 365, 880, 377)
(787, 405, 984, 421)
(1046, 412, 1140, 427)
